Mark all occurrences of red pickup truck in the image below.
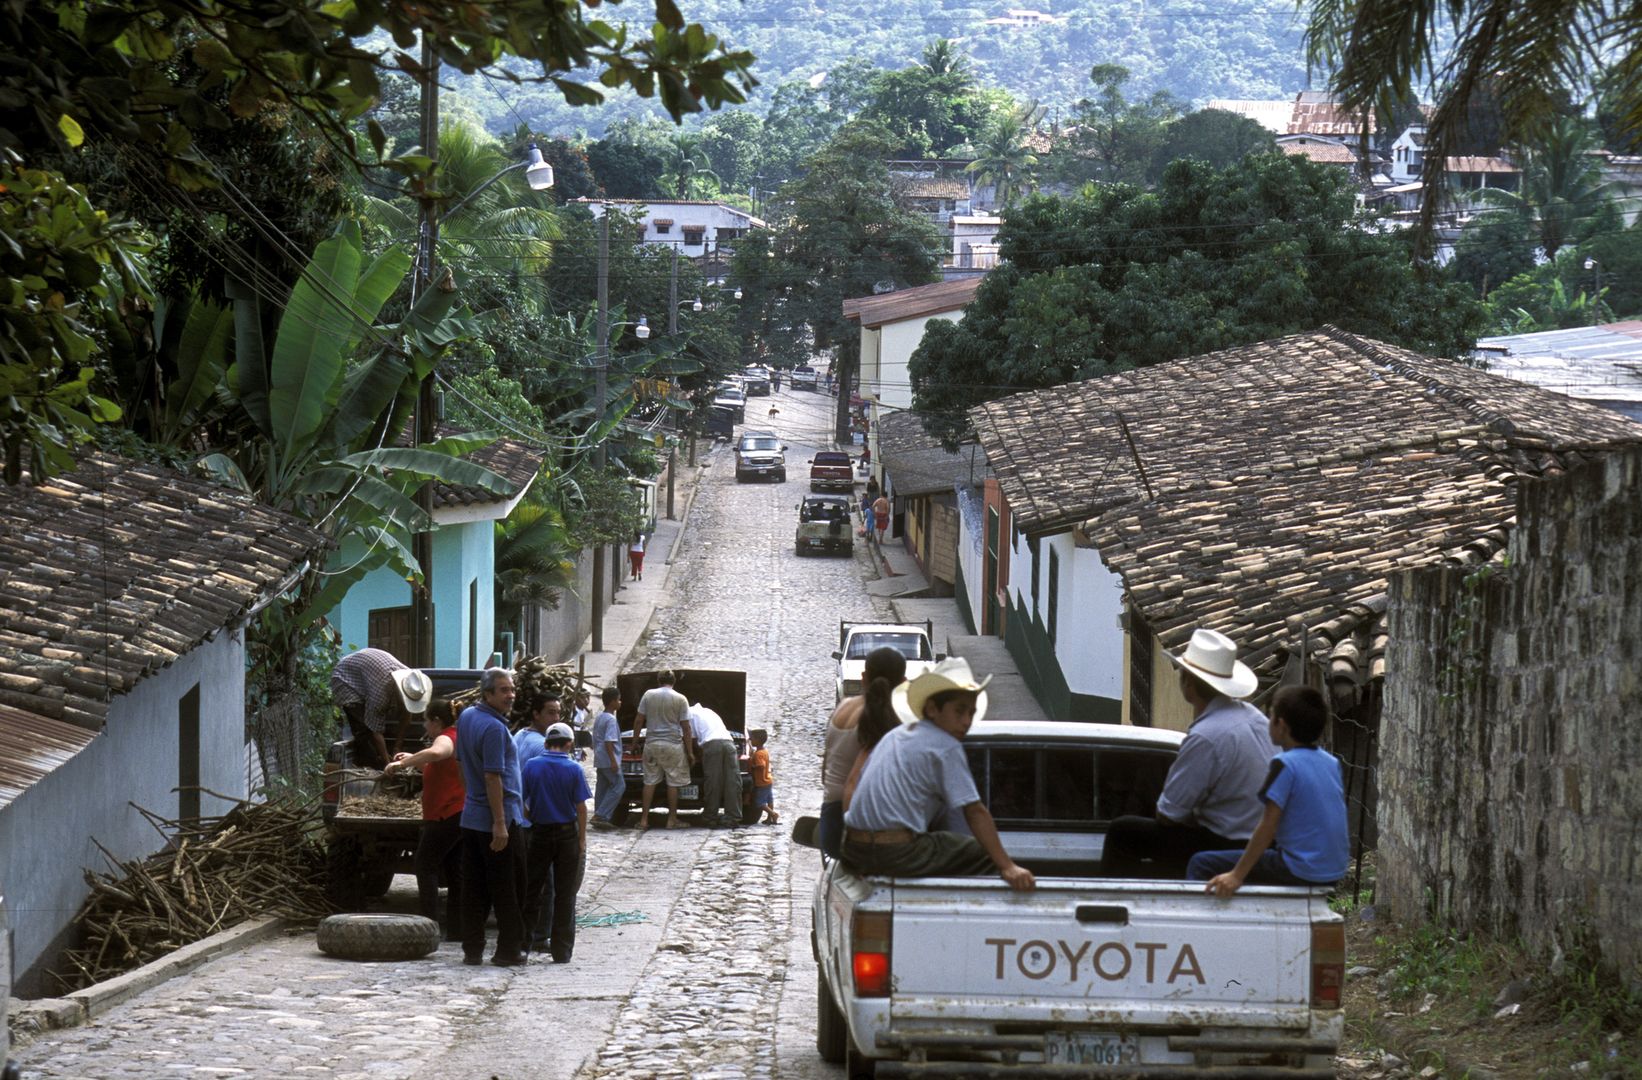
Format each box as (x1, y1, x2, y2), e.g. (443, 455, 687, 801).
(809, 451, 855, 493)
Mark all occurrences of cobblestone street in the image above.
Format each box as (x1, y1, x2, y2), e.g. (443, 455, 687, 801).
(14, 385, 875, 1080)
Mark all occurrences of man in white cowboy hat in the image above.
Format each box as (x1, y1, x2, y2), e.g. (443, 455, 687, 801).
(330, 647, 432, 770)
(1100, 628, 1275, 880)
(841, 658, 1036, 891)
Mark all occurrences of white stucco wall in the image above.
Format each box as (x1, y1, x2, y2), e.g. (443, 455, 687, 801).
(0, 632, 249, 982)
(1009, 528, 1126, 702)
(1049, 534, 1126, 701)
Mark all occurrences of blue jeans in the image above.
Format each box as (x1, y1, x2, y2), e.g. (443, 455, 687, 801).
(595, 764, 625, 822)
(1186, 848, 1334, 887)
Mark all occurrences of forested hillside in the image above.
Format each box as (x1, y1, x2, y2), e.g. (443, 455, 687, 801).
(446, 0, 1309, 137)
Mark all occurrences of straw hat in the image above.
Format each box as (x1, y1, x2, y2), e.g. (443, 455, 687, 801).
(892, 657, 992, 725)
(1169, 628, 1258, 699)
(392, 668, 432, 714)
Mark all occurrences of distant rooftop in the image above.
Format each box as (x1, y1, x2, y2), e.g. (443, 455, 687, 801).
(1477, 321, 1642, 420)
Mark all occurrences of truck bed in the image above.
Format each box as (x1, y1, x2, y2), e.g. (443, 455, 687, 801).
(816, 861, 1342, 1076)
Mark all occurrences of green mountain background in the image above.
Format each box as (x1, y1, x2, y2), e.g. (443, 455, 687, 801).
(444, 0, 1312, 137)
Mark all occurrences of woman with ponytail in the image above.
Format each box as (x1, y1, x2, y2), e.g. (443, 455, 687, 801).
(818, 646, 907, 858)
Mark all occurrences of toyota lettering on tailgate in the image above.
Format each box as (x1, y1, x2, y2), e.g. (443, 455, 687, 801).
(985, 938, 1205, 986)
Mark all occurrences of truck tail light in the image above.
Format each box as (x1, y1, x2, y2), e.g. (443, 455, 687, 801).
(852, 911, 892, 997)
(1310, 920, 1345, 1009)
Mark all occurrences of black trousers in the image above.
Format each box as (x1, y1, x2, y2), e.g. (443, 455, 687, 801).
(414, 813, 463, 937)
(1100, 815, 1242, 880)
(521, 822, 584, 960)
(460, 823, 526, 960)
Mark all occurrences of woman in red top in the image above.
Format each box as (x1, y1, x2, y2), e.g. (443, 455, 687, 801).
(386, 701, 465, 938)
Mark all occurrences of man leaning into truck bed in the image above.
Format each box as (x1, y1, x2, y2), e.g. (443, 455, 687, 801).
(842, 659, 1035, 892)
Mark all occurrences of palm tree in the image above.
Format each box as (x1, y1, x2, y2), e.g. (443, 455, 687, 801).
(664, 132, 721, 199)
(922, 39, 972, 84)
(362, 121, 560, 314)
(967, 105, 1045, 208)
(1473, 116, 1614, 258)
(1305, 0, 1640, 250)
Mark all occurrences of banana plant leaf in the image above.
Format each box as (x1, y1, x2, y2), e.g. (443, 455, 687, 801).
(269, 221, 364, 479)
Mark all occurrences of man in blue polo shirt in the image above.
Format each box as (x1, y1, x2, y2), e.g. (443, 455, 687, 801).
(456, 668, 527, 967)
(520, 722, 592, 963)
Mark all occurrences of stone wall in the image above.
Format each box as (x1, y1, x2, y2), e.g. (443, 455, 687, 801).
(1380, 446, 1642, 979)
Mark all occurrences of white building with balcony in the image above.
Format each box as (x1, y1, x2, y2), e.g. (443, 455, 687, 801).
(574, 199, 767, 256)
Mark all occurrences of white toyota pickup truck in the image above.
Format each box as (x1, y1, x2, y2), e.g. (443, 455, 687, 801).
(797, 720, 1344, 1078)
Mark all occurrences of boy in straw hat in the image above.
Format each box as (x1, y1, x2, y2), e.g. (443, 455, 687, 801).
(1099, 628, 1275, 880)
(842, 658, 1036, 892)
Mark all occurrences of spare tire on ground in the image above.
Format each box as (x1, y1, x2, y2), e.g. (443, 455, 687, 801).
(316, 913, 440, 961)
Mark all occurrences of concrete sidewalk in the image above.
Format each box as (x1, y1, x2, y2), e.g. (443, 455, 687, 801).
(876, 538, 1051, 724)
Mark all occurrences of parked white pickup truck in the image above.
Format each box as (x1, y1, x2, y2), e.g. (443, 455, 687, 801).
(797, 720, 1344, 1078)
(834, 621, 940, 703)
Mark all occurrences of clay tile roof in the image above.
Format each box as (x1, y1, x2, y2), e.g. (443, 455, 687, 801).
(1281, 139, 1360, 164)
(1446, 156, 1519, 174)
(842, 277, 983, 328)
(970, 328, 1642, 683)
(0, 455, 329, 729)
(898, 177, 971, 201)
(431, 435, 544, 511)
(877, 411, 988, 497)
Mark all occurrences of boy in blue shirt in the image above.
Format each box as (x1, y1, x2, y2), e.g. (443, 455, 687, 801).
(520, 722, 592, 961)
(1188, 685, 1349, 896)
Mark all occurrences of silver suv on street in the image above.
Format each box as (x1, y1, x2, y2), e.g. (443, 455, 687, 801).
(735, 430, 787, 482)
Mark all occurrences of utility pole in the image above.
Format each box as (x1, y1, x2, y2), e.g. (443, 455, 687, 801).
(667, 245, 679, 520)
(411, 34, 440, 669)
(590, 213, 609, 652)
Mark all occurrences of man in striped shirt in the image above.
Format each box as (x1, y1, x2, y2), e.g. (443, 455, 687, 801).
(330, 648, 431, 769)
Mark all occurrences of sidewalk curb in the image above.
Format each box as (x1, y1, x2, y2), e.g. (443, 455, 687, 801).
(12, 916, 288, 1041)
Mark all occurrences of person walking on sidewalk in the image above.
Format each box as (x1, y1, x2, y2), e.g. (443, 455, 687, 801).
(689, 701, 741, 827)
(872, 491, 890, 545)
(384, 701, 463, 940)
(520, 722, 591, 961)
(635, 670, 694, 830)
(455, 668, 528, 966)
(592, 685, 625, 829)
(628, 532, 647, 581)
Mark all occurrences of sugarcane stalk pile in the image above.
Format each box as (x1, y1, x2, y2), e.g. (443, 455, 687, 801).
(53, 795, 330, 992)
(446, 656, 589, 729)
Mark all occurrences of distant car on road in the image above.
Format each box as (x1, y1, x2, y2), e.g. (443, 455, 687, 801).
(795, 495, 854, 556)
(713, 382, 747, 424)
(742, 366, 771, 396)
(736, 431, 787, 482)
(790, 365, 818, 390)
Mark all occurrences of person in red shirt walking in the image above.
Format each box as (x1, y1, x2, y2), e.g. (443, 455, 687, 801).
(385, 701, 465, 940)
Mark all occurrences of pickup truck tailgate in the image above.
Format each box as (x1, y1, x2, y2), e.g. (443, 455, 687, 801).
(891, 880, 1316, 1025)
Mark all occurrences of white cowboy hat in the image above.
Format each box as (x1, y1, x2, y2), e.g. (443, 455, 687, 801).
(1169, 628, 1258, 699)
(393, 668, 432, 715)
(892, 657, 992, 726)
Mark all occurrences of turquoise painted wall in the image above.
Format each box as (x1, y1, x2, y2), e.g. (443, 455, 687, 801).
(328, 519, 494, 667)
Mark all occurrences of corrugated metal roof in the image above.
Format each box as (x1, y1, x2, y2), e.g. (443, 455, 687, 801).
(0, 703, 97, 810)
(1477, 322, 1642, 408)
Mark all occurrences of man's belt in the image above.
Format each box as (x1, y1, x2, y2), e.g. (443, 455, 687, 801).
(846, 827, 916, 845)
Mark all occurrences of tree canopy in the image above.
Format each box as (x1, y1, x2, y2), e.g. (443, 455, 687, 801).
(908, 152, 1488, 447)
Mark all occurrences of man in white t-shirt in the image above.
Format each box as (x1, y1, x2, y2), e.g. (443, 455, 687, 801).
(634, 670, 694, 830)
(689, 702, 741, 828)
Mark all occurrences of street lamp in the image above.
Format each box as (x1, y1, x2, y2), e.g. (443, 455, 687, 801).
(438, 142, 555, 223)
(691, 296, 704, 312)
(634, 316, 651, 340)
(733, 286, 743, 300)
(1585, 256, 1602, 324)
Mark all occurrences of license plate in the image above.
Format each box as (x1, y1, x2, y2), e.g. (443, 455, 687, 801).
(1043, 1032, 1138, 1067)
(680, 785, 700, 801)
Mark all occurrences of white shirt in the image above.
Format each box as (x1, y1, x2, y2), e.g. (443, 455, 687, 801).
(688, 704, 734, 745)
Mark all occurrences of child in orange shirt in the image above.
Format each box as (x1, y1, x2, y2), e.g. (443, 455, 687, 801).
(748, 728, 778, 825)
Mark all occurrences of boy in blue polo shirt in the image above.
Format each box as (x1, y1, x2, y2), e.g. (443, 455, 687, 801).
(1188, 685, 1349, 895)
(520, 723, 592, 961)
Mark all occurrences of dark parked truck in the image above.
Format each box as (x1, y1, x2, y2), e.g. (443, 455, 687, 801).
(809, 450, 856, 492)
(615, 669, 758, 826)
(797, 720, 1344, 1078)
(320, 667, 486, 910)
